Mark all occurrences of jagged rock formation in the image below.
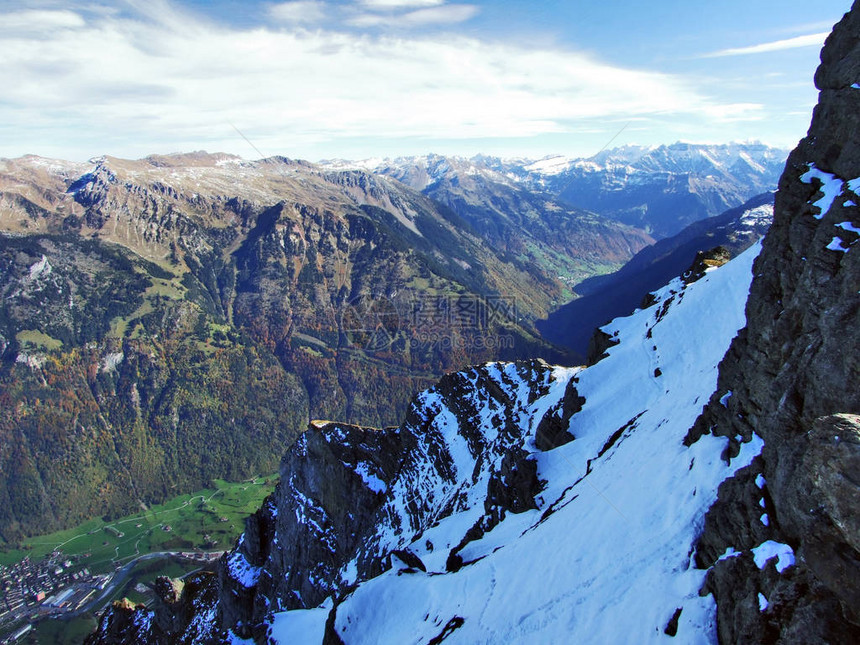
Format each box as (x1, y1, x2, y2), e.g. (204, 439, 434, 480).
(682, 246, 732, 284)
(688, 4, 860, 642)
(218, 359, 568, 640)
(86, 572, 221, 644)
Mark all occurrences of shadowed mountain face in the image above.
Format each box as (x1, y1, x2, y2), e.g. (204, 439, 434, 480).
(0, 151, 650, 541)
(538, 192, 776, 361)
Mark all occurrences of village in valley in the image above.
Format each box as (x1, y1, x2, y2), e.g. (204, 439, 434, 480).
(0, 476, 274, 643)
(0, 551, 109, 643)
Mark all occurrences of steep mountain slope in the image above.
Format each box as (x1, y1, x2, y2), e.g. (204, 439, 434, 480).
(686, 5, 860, 641)
(0, 233, 308, 539)
(539, 192, 775, 359)
(88, 233, 765, 644)
(0, 153, 583, 541)
(263, 244, 764, 644)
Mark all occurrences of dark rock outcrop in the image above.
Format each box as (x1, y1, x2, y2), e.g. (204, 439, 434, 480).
(85, 572, 221, 645)
(534, 377, 584, 448)
(682, 245, 732, 284)
(690, 4, 860, 642)
(217, 360, 564, 636)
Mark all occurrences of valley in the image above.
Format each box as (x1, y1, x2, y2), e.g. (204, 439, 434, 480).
(0, 476, 274, 644)
(0, 143, 784, 546)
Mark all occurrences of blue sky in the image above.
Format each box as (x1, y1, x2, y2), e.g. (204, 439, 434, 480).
(0, 0, 852, 161)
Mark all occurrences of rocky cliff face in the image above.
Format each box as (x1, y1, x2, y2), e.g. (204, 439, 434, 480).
(88, 359, 580, 643)
(688, 4, 860, 642)
(217, 359, 573, 640)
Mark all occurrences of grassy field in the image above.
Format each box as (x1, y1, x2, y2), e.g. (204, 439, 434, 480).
(0, 476, 277, 575)
(109, 276, 187, 338)
(15, 329, 63, 351)
(27, 615, 98, 645)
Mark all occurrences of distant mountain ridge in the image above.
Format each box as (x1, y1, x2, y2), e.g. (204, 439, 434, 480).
(328, 142, 787, 240)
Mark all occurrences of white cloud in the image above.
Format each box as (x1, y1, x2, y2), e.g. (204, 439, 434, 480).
(359, 0, 446, 8)
(0, 10, 86, 34)
(702, 32, 828, 58)
(349, 4, 479, 28)
(0, 1, 776, 160)
(269, 1, 328, 24)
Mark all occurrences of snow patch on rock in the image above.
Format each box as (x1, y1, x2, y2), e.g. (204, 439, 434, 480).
(801, 165, 844, 219)
(752, 541, 796, 573)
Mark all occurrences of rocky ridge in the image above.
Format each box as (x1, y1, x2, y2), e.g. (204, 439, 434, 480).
(336, 153, 656, 297)
(217, 359, 574, 639)
(687, 4, 860, 642)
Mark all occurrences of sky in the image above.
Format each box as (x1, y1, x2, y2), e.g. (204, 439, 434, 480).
(0, 0, 853, 162)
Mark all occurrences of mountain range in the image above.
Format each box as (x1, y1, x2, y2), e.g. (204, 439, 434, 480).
(0, 139, 785, 543)
(85, 3, 859, 642)
(330, 141, 786, 240)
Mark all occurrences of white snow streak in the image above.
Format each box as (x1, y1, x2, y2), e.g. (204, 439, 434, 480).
(826, 236, 850, 252)
(800, 165, 843, 219)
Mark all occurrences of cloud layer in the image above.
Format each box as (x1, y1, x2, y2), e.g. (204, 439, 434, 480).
(703, 32, 829, 58)
(0, 1, 779, 160)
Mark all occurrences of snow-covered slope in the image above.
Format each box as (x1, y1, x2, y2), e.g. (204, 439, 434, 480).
(260, 242, 765, 643)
